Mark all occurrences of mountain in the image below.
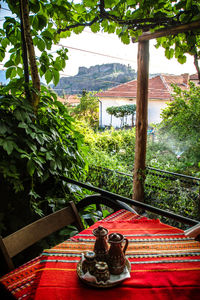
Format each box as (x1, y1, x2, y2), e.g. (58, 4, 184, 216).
(53, 63, 137, 95)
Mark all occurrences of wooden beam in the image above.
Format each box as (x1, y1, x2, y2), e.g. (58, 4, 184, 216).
(133, 41, 149, 205)
(132, 20, 200, 42)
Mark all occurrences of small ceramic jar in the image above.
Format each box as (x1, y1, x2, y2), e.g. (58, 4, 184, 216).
(82, 251, 96, 275)
(94, 261, 110, 283)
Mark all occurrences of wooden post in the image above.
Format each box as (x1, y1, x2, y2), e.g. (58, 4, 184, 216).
(133, 41, 149, 204)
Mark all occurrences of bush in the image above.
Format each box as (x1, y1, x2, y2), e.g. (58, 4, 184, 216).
(0, 86, 85, 236)
(76, 124, 136, 171)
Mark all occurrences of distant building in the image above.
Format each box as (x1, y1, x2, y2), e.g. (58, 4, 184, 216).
(190, 73, 200, 85)
(57, 95, 80, 106)
(96, 74, 190, 128)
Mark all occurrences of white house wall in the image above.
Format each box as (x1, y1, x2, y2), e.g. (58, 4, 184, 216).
(99, 97, 169, 127)
(148, 100, 169, 124)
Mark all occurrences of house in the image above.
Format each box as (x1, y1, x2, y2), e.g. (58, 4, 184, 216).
(57, 95, 80, 106)
(96, 73, 189, 128)
(190, 73, 200, 85)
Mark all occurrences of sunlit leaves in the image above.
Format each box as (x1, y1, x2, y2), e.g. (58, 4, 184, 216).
(90, 22, 100, 33)
(165, 48, 174, 59)
(2, 0, 200, 86)
(177, 55, 187, 64)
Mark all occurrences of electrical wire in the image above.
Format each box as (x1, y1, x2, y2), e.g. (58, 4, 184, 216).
(57, 43, 136, 63)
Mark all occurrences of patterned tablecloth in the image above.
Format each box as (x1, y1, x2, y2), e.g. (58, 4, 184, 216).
(1, 209, 200, 300)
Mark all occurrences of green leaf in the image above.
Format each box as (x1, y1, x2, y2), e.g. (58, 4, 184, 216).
(17, 67, 23, 77)
(42, 30, 53, 40)
(14, 110, 26, 121)
(32, 15, 39, 30)
(37, 14, 47, 30)
(46, 151, 53, 160)
(45, 69, 53, 84)
(1, 37, 9, 48)
(3, 140, 14, 155)
(0, 123, 9, 134)
(27, 160, 35, 176)
(90, 23, 100, 33)
(29, 0, 40, 13)
(165, 48, 174, 59)
(178, 55, 187, 64)
(29, 189, 40, 199)
(14, 51, 21, 65)
(52, 69, 59, 86)
(5, 67, 12, 79)
(37, 38, 46, 52)
(60, 31, 71, 38)
(18, 122, 28, 129)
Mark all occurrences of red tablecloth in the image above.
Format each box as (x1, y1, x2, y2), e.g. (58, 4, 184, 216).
(1, 210, 200, 299)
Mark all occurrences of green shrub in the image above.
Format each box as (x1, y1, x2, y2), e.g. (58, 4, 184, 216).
(0, 86, 84, 236)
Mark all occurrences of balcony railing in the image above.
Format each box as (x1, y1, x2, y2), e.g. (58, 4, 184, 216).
(83, 165, 200, 228)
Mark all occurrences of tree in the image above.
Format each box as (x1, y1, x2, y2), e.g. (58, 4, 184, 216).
(106, 104, 136, 127)
(71, 90, 99, 128)
(159, 82, 200, 164)
(1, 0, 69, 113)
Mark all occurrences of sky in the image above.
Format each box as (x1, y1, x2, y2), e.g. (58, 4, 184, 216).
(57, 29, 196, 77)
(0, 2, 197, 77)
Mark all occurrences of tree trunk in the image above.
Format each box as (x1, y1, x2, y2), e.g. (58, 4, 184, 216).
(19, 0, 30, 98)
(20, 0, 40, 113)
(194, 54, 200, 83)
(133, 41, 149, 205)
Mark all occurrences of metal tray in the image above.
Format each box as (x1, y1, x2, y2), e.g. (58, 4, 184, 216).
(77, 258, 131, 289)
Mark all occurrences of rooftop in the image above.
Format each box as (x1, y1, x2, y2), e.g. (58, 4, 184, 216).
(96, 73, 190, 100)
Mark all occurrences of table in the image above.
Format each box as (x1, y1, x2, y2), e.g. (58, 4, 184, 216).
(1, 209, 200, 300)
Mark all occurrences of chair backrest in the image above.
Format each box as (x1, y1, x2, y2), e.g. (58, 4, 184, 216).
(0, 201, 84, 273)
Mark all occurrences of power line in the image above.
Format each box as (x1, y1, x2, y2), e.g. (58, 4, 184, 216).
(57, 43, 136, 63)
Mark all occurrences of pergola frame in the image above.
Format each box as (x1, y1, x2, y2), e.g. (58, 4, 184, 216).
(132, 20, 200, 204)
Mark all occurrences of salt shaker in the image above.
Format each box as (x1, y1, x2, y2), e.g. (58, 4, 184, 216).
(82, 251, 96, 275)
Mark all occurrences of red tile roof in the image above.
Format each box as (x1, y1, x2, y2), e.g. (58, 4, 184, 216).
(96, 74, 190, 100)
(57, 95, 80, 105)
(190, 73, 199, 81)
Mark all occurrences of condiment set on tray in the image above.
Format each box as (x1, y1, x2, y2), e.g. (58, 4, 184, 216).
(77, 226, 131, 288)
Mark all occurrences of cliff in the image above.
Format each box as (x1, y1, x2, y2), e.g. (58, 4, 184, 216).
(53, 63, 137, 95)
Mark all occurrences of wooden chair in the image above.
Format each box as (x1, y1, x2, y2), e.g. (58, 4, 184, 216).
(0, 201, 84, 274)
